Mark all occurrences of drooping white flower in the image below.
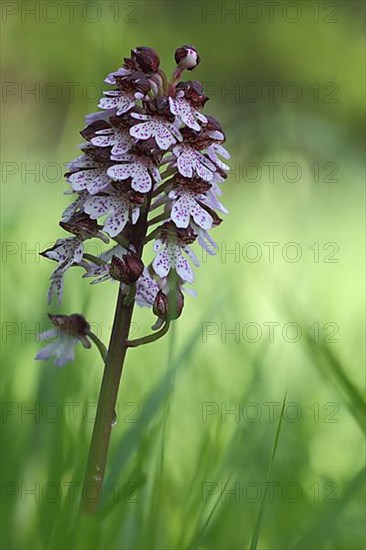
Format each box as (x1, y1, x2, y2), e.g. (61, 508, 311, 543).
(169, 96, 207, 131)
(36, 333, 77, 366)
(107, 154, 160, 193)
(130, 113, 182, 150)
(172, 144, 216, 181)
(42, 237, 84, 304)
(35, 314, 91, 367)
(83, 186, 140, 238)
(207, 143, 231, 171)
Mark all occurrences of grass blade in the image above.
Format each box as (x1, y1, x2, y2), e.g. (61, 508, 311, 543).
(305, 337, 365, 435)
(249, 390, 288, 550)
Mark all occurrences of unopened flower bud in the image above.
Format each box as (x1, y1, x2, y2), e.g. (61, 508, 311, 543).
(109, 252, 144, 284)
(131, 47, 160, 74)
(153, 290, 167, 319)
(175, 45, 200, 71)
(153, 289, 184, 321)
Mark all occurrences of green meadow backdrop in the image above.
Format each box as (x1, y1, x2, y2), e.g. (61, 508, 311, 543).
(1, 1, 365, 549)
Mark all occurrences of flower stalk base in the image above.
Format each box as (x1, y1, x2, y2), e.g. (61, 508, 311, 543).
(79, 286, 134, 515)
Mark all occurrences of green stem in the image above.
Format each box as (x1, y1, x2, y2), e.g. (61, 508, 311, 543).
(158, 68, 169, 94)
(143, 227, 161, 245)
(83, 254, 106, 267)
(127, 321, 171, 348)
(151, 180, 171, 198)
(122, 285, 136, 306)
(113, 234, 129, 248)
(148, 212, 168, 227)
(79, 197, 152, 516)
(88, 332, 108, 362)
(80, 289, 134, 515)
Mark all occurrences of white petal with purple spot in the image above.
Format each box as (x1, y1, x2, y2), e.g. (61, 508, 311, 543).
(169, 97, 207, 131)
(62, 191, 89, 221)
(69, 168, 111, 194)
(173, 145, 216, 181)
(84, 190, 135, 237)
(135, 269, 160, 307)
(130, 114, 182, 150)
(170, 189, 213, 230)
(176, 253, 194, 283)
(99, 91, 135, 115)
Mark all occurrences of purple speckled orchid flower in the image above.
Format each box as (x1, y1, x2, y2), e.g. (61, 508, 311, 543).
(37, 44, 229, 368)
(37, 43, 231, 516)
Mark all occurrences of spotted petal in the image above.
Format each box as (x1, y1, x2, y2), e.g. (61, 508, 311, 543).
(176, 254, 194, 284)
(169, 97, 207, 131)
(152, 246, 170, 278)
(47, 273, 64, 305)
(135, 269, 160, 307)
(108, 160, 153, 193)
(62, 191, 89, 221)
(69, 168, 111, 194)
(66, 155, 98, 172)
(91, 128, 134, 158)
(130, 116, 182, 150)
(170, 190, 213, 230)
(173, 145, 216, 181)
(98, 92, 135, 115)
(84, 193, 131, 237)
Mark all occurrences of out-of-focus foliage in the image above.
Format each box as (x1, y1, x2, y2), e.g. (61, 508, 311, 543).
(1, 1, 364, 549)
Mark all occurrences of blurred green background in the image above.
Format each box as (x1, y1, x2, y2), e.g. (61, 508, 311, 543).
(1, 1, 365, 549)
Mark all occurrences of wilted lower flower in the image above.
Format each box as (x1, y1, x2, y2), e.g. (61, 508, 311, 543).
(36, 314, 91, 367)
